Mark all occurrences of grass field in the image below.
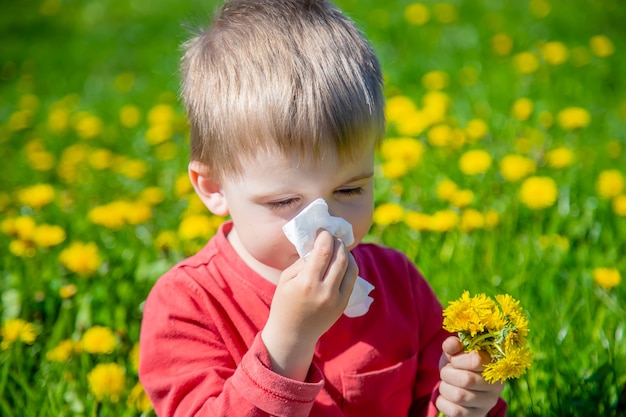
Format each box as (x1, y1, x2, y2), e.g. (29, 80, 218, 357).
(1, 0, 625, 415)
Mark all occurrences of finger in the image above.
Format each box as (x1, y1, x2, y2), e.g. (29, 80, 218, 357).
(442, 336, 463, 358)
(438, 380, 482, 408)
(449, 350, 489, 371)
(278, 257, 306, 284)
(440, 365, 489, 391)
(338, 249, 358, 295)
(305, 230, 336, 280)
(321, 236, 350, 287)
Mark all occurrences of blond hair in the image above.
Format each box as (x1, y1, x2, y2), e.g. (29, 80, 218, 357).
(181, 0, 384, 179)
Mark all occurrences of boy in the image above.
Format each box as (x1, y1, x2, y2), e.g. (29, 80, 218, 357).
(139, 1, 507, 416)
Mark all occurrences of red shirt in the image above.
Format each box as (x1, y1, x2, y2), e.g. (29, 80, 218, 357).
(139, 221, 506, 416)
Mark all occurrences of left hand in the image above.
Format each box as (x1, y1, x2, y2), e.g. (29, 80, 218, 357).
(436, 336, 504, 417)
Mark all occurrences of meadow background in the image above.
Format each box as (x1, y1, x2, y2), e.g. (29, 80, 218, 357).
(1, 0, 625, 415)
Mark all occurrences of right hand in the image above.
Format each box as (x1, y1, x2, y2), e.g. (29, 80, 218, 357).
(261, 230, 359, 380)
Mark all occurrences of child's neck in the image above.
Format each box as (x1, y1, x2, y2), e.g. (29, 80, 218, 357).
(226, 228, 281, 285)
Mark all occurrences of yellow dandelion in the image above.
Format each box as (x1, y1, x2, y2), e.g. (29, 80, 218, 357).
(459, 209, 485, 233)
(88, 202, 129, 229)
(373, 203, 405, 227)
(499, 154, 536, 182)
(545, 147, 574, 169)
(484, 209, 500, 230)
(395, 109, 430, 137)
(422, 91, 449, 124)
(155, 230, 179, 252)
(81, 325, 117, 354)
(450, 189, 474, 208)
(529, 0, 551, 18)
(557, 107, 591, 130)
(130, 343, 140, 372)
(593, 267, 621, 290)
(427, 124, 452, 147)
(483, 346, 533, 383)
(385, 96, 418, 124)
(589, 35, 614, 58)
(2, 216, 37, 240)
(74, 112, 103, 140)
(88, 149, 115, 170)
(513, 52, 539, 74)
(139, 186, 166, 205)
(443, 291, 501, 337)
(459, 149, 492, 176)
(87, 363, 125, 402)
(127, 382, 153, 412)
(147, 103, 175, 126)
(17, 183, 55, 209)
(404, 211, 430, 231)
(491, 33, 513, 56)
(112, 157, 148, 180)
(32, 224, 66, 248)
(465, 119, 489, 143)
(428, 209, 459, 232)
(119, 104, 141, 128)
(381, 159, 409, 179)
(519, 176, 558, 209)
(511, 98, 534, 121)
(596, 169, 624, 199)
(495, 294, 529, 338)
(436, 179, 459, 202)
(59, 284, 78, 299)
(1, 318, 38, 350)
(46, 339, 77, 362)
(612, 195, 626, 216)
(125, 202, 152, 225)
(541, 41, 569, 65)
(59, 241, 102, 276)
(380, 137, 425, 168)
(47, 106, 70, 134)
(178, 214, 218, 240)
(404, 3, 430, 26)
(422, 70, 449, 91)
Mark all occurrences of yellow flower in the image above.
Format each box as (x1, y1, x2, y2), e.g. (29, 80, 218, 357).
(432, 2, 457, 24)
(499, 154, 536, 182)
(47, 106, 70, 134)
(422, 70, 448, 91)
(529, 0, 551, 18)
(385, 96, 418, 124)
(87, 363, 125, 402)
(2, 216, 37, 240)
(427, 124, 452, 147)
(443, 291, 532, 384)
(178, 214, 218, 240)
(59, 242, 102, 276)
(593, 267, 621, 290)
(541, 41, 568, 65)
(404, 3, 429, 25)
(491, 33, 513, 56)
(59, 284, 78, 299)
(147, 104, 175, 126)
(395, 109, 430, 137)
(422, 91, 449, 124)
(119, 105, 141, 128)
(557, 107, 591, 130)
(155, 230, 179, 252)
(519, 176, 558, 209)
(32, 224, 66, 248)
(545, 147, 574, 168)
(428, 209, 459, 232)
(513, 52, 539, 74)
(113, 157, 148, 179)
(74, 112, 103, 140)
(46, 339, 77, 362)
(381, 159, 409, 179)
(130, 343, 140, 372)
(436, 179, 459, 202)
(125, 202, 152, 225)
(459, 149, 492, 176)
(127, 381, 153, 412)
(589, 35, 614, 58)
(146, 124, 173, 145)
(88, 149, 115, 170)
(17, 183, 55, 209)
(81, 326, 117, 354)
(465, 119, 489, 143)
(511, 98, 534, 121)
(484, 209, 500, 230)
(483, 346, 533, 383)
(596, 169, 624, 199)
(450, 189, 474, 208)
(139, 186, 166, 205)
(380, 137, 425, 168)
(1, 318, 37, 350)
(613, 195, 626, 216)
(404, 211, 430, 231)
(373, 203, 405, 227)
(459, 209, 485, 232)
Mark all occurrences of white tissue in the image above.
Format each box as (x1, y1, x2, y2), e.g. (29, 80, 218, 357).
(282, 198, 374, 318)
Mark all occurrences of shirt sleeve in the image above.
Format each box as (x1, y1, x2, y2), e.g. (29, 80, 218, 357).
(138, 270, 324, 417)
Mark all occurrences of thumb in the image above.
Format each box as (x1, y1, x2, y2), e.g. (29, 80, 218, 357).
(442, 336, 463, 358)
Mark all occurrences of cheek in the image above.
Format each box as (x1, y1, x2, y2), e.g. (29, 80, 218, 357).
(346, 205, 374, 246)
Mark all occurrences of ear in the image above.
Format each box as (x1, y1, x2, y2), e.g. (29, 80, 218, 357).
(188, 161, 229, 216)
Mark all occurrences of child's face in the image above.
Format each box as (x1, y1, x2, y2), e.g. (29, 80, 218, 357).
(221, 145, 375, 283)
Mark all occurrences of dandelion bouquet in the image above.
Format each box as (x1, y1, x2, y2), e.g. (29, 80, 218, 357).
(442, 291, 532, 383)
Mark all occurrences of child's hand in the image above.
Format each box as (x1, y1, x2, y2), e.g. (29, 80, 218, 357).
(261, 230, 358, 380)
(436, 336, 504, 417)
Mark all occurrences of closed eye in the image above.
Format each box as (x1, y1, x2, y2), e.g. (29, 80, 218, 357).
(266, 198, 299, 210)
(335, 187, 364, 197)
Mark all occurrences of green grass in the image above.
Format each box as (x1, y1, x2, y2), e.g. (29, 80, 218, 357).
(1, 0, 625, 415)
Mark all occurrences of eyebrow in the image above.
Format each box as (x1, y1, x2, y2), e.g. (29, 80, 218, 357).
(343, 171, 375, 184)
